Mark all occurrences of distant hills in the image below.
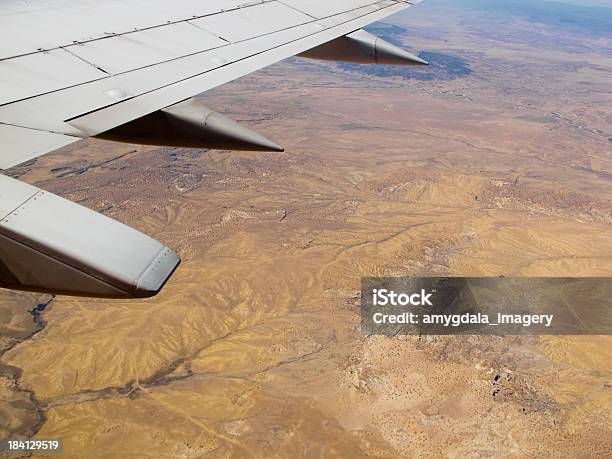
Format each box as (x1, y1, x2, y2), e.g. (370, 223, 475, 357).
(459, 0, 612, 35)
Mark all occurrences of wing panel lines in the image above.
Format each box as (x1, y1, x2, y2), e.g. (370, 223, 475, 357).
(0, 1, 386, 110)
(0, 49, 108, 106)
(0, 0, 409, 140)
(0, 0, 264, 60)
(67, 2, 407, 136)
(189, 1, 313, 43)
(67, 23, 228, 76)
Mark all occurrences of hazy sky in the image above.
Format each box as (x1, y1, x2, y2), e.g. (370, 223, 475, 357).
(555, 0, 612, 6)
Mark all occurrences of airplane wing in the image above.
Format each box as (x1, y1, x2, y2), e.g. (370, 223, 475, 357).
(0, 0, 426, 298)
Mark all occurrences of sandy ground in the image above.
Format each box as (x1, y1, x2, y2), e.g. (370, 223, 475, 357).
(1, 2, 611, 457)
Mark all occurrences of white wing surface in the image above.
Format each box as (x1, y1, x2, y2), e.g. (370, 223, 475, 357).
(0, 0, 425, 298)
(0, 0, 421, 169)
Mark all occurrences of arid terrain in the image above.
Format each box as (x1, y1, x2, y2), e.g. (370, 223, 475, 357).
(1, 0, 611, 457)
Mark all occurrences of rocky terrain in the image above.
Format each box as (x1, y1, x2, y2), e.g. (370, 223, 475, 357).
(1, 0, 611, 456)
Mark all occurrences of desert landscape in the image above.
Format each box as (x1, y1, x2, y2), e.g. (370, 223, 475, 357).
(1, 0, 611, 457)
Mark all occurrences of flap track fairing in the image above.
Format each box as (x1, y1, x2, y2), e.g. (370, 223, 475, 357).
(299, 29, 428, 66)
(96, 99, 284, 152)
